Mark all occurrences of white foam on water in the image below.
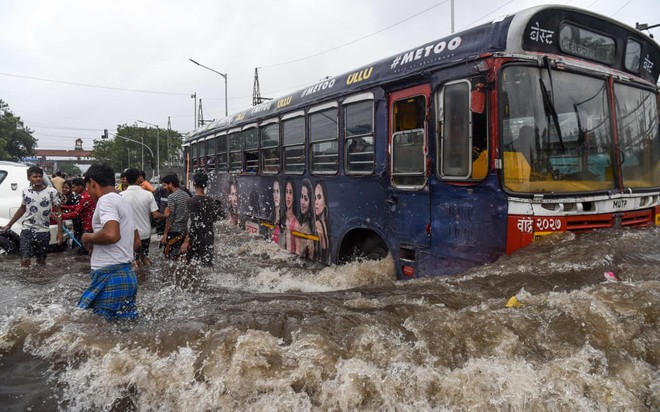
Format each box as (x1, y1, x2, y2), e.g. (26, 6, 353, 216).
(0, 225, 657, 410)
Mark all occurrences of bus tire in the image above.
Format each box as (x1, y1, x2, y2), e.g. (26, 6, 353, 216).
(338, 230, 388, 263)
(360, 235, 388, 261)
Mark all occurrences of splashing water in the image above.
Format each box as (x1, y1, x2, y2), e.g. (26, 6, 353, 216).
(0, 224, 658, 410)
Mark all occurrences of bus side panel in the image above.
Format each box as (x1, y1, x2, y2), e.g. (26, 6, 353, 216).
(330, 176, 389, 260)
(425, 174, 508, 276)
(214, 174, 389, 265)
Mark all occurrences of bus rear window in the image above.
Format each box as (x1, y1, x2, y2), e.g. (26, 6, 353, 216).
(559, 23, 615, 64)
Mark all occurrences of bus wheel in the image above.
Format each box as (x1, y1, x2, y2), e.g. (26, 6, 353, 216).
(338, 230, 389, 264)
(361, 236, 389, 260)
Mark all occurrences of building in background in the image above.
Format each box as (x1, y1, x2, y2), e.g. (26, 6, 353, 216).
(24, 138, 94, 176)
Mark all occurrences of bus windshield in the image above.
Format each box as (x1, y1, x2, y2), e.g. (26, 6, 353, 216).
(501, 65, 659, 194)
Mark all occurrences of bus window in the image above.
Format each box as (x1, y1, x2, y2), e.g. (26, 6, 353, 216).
(309, 105, 338, 174)
(260, 121, 280, 175)
(206, 136, 216, 171)
(559, 23, 615, 65)
(345, 98, 374, 174)
(216, 132, 228, 172)
(614, 84, 660, 189)
(191, 142, 198, 170)
(244, 126, 259, 174)
(624, 38, 642, 73)
(439, 81, 471, 178)
(283, 114, 305, 174)
(183, 144, 190, 179)
(229, 130, 243, 173)
(391, 95, 426, 187)
(199, 139, 208, 169)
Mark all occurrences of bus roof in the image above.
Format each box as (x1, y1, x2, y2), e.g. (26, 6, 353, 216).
(186, 5, 660, 142)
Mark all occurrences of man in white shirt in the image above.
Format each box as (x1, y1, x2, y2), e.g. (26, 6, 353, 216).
(79, 164, 140, 319)
(120, 168, 166, 265)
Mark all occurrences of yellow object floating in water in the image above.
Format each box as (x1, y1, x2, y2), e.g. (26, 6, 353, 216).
(505, 296, 523, 308)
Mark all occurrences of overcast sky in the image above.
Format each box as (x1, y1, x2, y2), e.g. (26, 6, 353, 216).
(1, 0, 658, 151)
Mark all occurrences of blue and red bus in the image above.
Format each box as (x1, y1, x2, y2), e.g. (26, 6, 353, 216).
(183, 5, 660, 279)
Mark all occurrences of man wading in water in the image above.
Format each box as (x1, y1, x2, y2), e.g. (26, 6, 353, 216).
(78, 164, 140, 319)
(1, 165, 63, 267)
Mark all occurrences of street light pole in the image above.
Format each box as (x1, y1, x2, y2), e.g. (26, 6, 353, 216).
(110, 133, 155, 171)
(137, 120, 161, 178)
(189, 58, 228, 117)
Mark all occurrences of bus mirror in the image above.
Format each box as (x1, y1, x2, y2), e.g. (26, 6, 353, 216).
(471, 86, 486, 114)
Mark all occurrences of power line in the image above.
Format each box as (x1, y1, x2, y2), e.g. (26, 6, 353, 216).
(33, 133, 93, 140)
(458, 0, 517, 31)
(612, 0, 634, 17)
(0, 72, 190, 96)
(260, 0, 451, 68)
(25, 122, 101, 132)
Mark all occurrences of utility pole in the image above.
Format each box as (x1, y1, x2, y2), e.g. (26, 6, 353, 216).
(198, 99, 205, 127)
(167, 116, 171, 165)
(191, 92, 197, 129)
(252, 67, 272, 106)
(451, 0, 455, 34)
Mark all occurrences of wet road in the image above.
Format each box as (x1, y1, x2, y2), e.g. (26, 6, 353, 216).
(1, 223, 658, 410)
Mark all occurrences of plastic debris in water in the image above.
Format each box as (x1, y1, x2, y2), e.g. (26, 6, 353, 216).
(505, 296, 523, 308)
(603, 271, 619, 282)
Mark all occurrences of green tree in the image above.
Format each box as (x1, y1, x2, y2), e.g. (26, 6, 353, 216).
(0, 100, 37, 161)
(58, 163, 82, 177)
(91, 124, 184, 178)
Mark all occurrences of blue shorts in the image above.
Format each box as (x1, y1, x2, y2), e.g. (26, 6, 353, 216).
(19, 229, 50, 259)
(78, 263, 138, 319)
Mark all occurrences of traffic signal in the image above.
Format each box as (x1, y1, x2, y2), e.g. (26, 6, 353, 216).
(102, 129, 108, 139)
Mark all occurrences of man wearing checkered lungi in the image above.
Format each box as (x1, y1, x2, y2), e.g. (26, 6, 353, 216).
(78, 164, 140, 319)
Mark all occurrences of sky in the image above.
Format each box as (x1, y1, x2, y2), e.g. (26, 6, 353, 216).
(1, 0, 658, 151)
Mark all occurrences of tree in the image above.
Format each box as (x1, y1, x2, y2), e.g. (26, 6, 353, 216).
(58, 163, 82, 177)
(91, 124, 184, 177)
(0, 100, 37, 161)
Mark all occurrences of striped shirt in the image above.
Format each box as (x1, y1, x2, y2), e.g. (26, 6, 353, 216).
(167, 189, 190, 233)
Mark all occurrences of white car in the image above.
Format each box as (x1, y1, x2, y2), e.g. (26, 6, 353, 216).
(0, 161, 67, 255)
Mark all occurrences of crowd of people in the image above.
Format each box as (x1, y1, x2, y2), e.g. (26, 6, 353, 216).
(1, 164, 218, 320)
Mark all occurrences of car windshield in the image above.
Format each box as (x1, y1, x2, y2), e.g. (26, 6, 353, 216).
(500, 65, 659, 194)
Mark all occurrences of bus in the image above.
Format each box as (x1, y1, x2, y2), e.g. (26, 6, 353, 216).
(183, 5, 660, 279)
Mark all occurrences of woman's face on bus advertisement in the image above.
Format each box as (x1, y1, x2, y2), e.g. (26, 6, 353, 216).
(285, 183, 294, 211)
(229, 184, 238, 209)
(273, 182, 280, 207)
(300, 186, 310, 215)
(314, 185, 325, 217)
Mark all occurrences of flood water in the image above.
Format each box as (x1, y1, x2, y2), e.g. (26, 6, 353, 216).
(0, 222, 658, 411)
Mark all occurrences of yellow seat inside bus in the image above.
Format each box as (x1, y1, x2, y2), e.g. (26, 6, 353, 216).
(472, 150, 488, 179)
(503, 151, 616, 192)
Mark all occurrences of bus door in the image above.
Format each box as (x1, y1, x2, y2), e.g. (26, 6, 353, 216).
(387, 84, 431, 249)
